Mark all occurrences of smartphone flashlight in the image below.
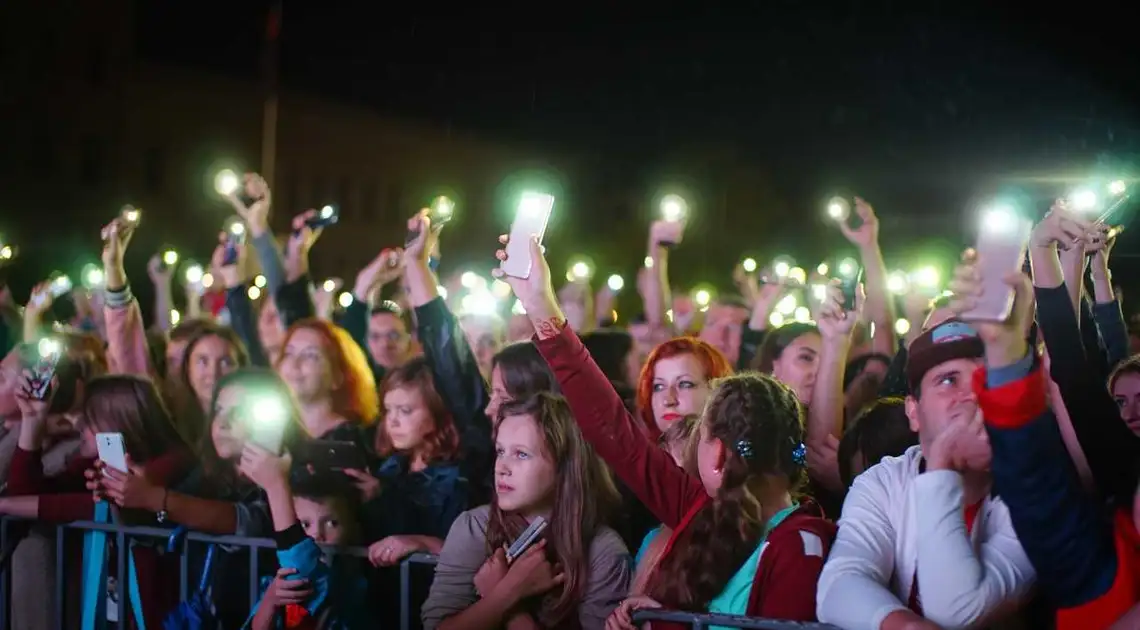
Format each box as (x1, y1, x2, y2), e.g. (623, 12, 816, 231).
(607, 274, 624, 292)
(184, 264, 204, 286)
(162, 249, 179, 268)
(38, 337, 61, 360)
(827, 196, 850, 222)
(693, 288, 712, 307)
(120, 205, 142, 225)
(660, 195, 688, 223)
(337, 292, 353, 308)
(886, 270, 909, 295)
(787, 266, 807, 286)
(306, 204, 340, 230)
(981, 205, 1021, 235)
(431, 195, 456, 225)
(322, 278, 337, 293)
(1109, 180, 1127, 196)
(1070, 189, 1098, 213)
(82, 264, 104, 289)
(742, 258, 758, 273)
(214, 169, 240, 196)
(772, 256, 795, 279)
(837, 258, 859, 278)
(568, 260, 593, 282)
(250, 396, 286, 427)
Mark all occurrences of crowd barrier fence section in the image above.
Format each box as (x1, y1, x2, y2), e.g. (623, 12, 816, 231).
(0, 518, 840, 630)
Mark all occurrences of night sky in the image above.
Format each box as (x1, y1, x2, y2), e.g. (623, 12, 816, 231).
(136, 2, 1140, 225)
(12, 1, 1140, 303)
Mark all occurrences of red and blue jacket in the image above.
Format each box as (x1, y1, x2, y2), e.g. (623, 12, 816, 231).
(976, 352, 1140, 629)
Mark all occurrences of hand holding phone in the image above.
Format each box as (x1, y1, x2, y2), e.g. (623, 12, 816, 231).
(838, 267, 864, 312)
(506, 516, 548, 563)
(96, 433, 129, 474)
(500, 193, 554, 279)
(960, 207, 1032, 322)
(26, 338, 63, 400)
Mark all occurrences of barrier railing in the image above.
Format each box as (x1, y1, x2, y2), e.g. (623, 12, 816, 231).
(0, 518, 838, 630)
(632, 609, 841, 629)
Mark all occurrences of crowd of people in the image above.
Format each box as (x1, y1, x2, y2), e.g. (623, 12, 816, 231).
(0, 171, 1137, 630)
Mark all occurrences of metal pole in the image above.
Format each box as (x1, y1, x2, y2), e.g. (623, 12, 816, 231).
(261, 0, 282, 190)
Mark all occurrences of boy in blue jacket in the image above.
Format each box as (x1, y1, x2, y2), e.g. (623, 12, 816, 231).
(244, 445, 371, 629)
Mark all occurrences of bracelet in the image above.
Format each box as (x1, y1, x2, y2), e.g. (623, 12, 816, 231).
(156, 489, 169, 524)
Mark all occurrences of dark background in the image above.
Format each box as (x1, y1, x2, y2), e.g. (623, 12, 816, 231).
(5, 0, 1140, 311)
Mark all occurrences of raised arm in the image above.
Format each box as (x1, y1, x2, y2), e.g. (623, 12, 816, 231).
(498, 235, 704, 528)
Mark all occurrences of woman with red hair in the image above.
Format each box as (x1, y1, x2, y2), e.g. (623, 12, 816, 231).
(276, 318, 379, 446)
(636, 337, 734, 441)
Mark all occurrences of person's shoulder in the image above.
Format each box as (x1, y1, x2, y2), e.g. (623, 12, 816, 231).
(767, 504, 837, 562)
(853, 444, 922, 494)
(588, 525, 632, 560)
(450, 504, 492, 536)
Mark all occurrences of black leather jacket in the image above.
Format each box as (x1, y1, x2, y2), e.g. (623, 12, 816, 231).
(414, 296, 494, 505)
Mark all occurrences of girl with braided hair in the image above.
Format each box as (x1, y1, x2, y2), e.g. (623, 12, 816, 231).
(495, 234, 837, 627)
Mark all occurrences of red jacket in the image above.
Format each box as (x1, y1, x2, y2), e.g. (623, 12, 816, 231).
(536, 324, 835, 625)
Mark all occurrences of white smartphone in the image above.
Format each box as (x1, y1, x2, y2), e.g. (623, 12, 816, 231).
(961, 209, 1033, 322)
(95, 433, 129, 474)
(500, 193, 554, 279)
(506, 516, 548, 563)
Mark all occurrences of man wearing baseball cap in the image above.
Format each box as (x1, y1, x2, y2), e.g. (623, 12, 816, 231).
(818, 313, 1035, 629)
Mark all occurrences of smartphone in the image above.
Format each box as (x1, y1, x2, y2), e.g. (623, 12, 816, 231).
(302, 204, 340, 232)
(838, 267, 863, 312)
(96, 433, 129, 474)
(961, 214, 1033, 322)
(248, 416, 286, 456)
(506, 516, 548, 563)
(501, 193, 555, 279)
(405, 205, 454, 247)
(27, 338, 63, 400)
(303, 440, 369, 473)
(30, 275, 74, 309)
(221, 216, 247, 266)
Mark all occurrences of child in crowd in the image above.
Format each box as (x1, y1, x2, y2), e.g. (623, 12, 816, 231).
(245, 455, 370, 629)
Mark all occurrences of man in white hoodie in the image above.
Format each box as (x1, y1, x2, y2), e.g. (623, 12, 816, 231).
(817, 318, 1035, 630)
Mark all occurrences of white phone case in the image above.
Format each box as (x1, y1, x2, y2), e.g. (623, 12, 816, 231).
(500, 193, 554, 279)
(96, 433, 128, 473)
(961, 217, 1032, 322)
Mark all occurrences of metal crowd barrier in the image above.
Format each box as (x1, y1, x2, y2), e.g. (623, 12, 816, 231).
(0, 518, 839, 630)
(632, 609, 841, 629)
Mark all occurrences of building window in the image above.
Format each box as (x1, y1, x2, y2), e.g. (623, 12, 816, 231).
(80, 136, 105, 185)
(144, 145, 165, 192)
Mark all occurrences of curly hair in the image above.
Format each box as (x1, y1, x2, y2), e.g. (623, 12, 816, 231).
(375, 356, 461, 463)
(278, 318, 379, 426)
(646, 372, 807, 609)
(636, 337, 734, 440)
(485, 392, 619, 627)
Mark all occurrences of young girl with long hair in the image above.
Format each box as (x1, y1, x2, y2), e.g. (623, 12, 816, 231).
(362, 356, 466, 564)
(499, 235, 837, 627)
(4, 374, 196, 629)
(422, 392, 631, 630)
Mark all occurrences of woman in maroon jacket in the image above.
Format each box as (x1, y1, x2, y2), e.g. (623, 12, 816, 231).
(495, 235, 837, 626)
(3, 374, 195, 629)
